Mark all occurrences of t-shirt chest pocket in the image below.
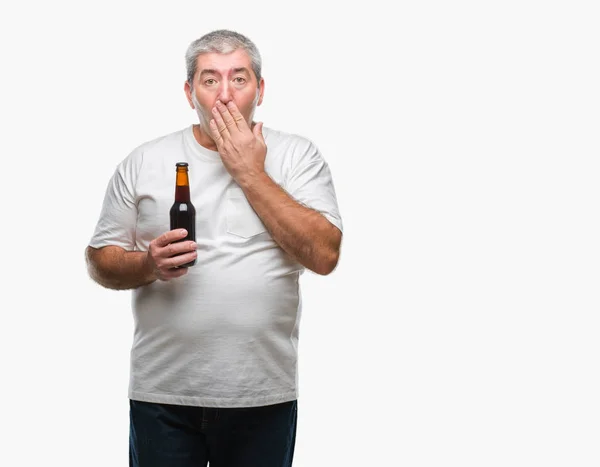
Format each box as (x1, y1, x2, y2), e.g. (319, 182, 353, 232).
(225, 187, 267, 238)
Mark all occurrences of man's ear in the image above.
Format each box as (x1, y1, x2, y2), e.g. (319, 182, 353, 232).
(184, 81, 194, 109)
(257, 78, 265, 106)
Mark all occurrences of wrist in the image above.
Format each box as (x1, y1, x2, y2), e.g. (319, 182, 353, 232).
(141, 252, 158, 282)
(237, 170, 271, 192)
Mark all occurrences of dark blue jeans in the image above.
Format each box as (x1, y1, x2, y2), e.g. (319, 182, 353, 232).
(129, 399, 297, 467)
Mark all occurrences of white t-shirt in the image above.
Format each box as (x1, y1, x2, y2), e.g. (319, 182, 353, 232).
(89, 125, 343, 408)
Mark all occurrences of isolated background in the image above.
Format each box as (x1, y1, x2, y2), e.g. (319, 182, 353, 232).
(1, 1, 598, 466)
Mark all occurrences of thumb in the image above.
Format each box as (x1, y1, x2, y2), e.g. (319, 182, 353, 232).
(253, 122, 265, 142)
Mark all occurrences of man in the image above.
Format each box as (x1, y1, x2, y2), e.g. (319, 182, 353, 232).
(86, 29, 343, 467)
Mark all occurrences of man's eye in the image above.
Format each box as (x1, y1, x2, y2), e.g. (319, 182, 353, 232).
(233, 77, 246, 84)
(204, 79, 216, 85)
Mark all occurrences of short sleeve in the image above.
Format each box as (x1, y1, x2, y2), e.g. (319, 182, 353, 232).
(88, 150, 141, 250)
(285, 140, 343, 233)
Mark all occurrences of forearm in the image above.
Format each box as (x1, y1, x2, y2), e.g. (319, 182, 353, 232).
(240, 172, 341, 275)
(85, 246, 157, 290)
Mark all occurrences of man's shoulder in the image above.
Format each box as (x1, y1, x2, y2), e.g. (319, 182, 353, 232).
(131, 126, 189, 155)
(117, 126, 189, 170)
(263, 126, 316, 154)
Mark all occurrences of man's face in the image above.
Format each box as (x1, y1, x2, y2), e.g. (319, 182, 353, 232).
(185, 49, 264, 135)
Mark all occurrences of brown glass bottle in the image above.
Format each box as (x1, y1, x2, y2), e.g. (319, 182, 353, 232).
(169, 162, 196, 267)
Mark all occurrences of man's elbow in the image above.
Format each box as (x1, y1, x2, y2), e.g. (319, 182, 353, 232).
(315, 226, 342, 275)
(314, 249, 340, 276)
(85, 246, 98, 271)
(85, 246, 108, 286)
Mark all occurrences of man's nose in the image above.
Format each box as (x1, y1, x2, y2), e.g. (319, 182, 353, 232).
(217, 83, 233, 104)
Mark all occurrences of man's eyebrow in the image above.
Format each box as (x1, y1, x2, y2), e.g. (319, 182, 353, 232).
(199, 69, 218, 77)
(199, 67, 250, 77)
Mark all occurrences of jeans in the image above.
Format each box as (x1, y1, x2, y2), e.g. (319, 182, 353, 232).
(129, 399, 298, 467)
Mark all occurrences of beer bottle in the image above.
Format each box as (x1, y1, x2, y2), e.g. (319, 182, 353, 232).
(169, 162, 196, 267)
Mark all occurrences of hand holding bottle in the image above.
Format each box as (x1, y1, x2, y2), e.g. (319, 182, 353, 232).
(145, 229, 197, 281)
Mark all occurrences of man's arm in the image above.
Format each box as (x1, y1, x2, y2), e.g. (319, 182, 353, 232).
(241, 172, 342, 275)
(209, 100, 342, 275)
(85, 229, 199, 290)
(85, 246, 156, 290)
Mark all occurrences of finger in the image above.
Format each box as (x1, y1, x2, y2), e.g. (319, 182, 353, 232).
(215, 100, 239, 132)
(227, 101, 250, 131)
(225, 101, 248, 131)
(163, 250, 197, 269)
(161, 240, 197, 259)
(209, 119, 224, 147)
(159, 267, 189, 281)
(252, 121, 265, 142)
(153, 229, 188, 248)
(211, 104, 230, 138)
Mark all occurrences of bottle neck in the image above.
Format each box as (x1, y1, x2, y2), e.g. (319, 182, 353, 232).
(175, 171, 191, 202)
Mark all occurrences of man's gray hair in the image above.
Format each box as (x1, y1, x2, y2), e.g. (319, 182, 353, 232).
(186, 30, 262, 87)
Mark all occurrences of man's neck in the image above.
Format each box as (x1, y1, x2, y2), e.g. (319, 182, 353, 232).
(192, 124, 218, 152)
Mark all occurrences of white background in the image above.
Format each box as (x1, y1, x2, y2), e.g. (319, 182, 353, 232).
(1, 1, 598, 466)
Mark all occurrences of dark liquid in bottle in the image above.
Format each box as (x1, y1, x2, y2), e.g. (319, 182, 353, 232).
(169, 163, 196, 267)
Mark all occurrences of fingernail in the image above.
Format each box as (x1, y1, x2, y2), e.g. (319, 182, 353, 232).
(191, 242, 197, 249)
(180, 229, 187, 235)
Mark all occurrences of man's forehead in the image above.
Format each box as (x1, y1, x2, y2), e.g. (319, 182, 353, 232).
(196, 50, 251, 73)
